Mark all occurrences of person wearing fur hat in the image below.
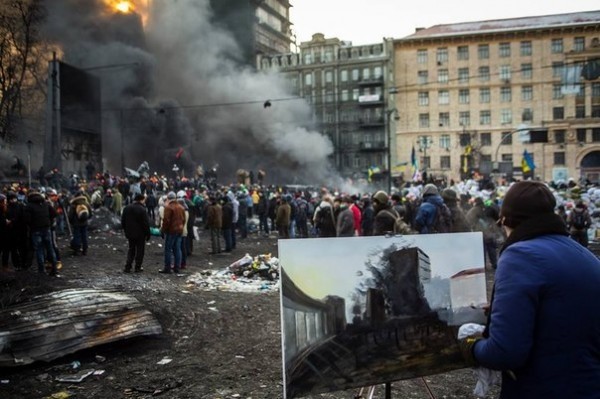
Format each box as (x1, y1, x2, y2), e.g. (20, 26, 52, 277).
(463, 181, 600, 398)
(69, 191, 92, 256)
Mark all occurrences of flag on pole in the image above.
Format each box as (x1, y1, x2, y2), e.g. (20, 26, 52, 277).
(411, 146, 418, 171)
(462, 145, 472, 174)
(175, 147, 184, 159)
(522, 149, 535, 173)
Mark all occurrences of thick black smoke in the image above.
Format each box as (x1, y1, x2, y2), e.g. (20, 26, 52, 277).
(42, 0, 340, 186)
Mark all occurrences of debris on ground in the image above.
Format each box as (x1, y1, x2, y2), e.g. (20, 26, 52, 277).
(185, 253, 280, 293)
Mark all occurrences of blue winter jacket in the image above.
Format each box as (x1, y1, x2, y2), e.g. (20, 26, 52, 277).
(414, 194, 444, 234)
(473, 234, 600, 398)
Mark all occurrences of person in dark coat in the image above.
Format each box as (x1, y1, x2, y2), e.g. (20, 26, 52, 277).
(121, 193, 150, 273)
(441, 188, 471, 233)
(256, 191, 270, 237)
(24, 191, 58, 275)
(464, 181, 600, 398)
(221, 196, 234, 252)
(336, 197, 355, 237)
(360, 197, 375, 236)
(69, 191, 92, 256)
(205, 195, 222, 254)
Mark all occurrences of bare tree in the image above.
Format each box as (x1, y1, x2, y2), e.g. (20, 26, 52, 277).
(0, 0, 46, 143)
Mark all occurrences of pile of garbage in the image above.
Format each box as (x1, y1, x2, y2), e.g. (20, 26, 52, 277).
(186, 254, 280, 293)
(88, 207, 121, 232)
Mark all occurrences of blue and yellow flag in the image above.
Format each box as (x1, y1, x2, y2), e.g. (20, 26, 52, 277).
(462, 145, 472, 174)
(522, 150, 536, 173)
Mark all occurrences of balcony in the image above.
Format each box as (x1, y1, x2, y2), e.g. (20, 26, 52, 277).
(358, 117, 385, 127)
(359, 141, 387, 151)
(358, 76, 384, 86)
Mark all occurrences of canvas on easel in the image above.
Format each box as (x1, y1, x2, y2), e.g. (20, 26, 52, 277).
(279, 232, 487, 398)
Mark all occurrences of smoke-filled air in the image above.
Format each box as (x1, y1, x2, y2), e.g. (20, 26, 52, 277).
(41, 0, 340, 186)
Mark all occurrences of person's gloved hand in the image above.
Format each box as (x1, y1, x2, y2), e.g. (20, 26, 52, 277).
(458, 333, 482, 367)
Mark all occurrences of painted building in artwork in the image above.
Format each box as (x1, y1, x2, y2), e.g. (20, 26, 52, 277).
(392, 11, 600, 183)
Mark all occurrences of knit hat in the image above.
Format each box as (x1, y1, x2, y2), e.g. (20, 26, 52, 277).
(500, 181, 556, 228)
(167, 191, 177, 200)
(372, 190, 389, 205)
(441, 188, 458, 202)
(423, 184, 438, 196)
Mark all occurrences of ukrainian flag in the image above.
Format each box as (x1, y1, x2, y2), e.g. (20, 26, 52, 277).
(462, 145, 472, 174)
(522, 150, 536, 173)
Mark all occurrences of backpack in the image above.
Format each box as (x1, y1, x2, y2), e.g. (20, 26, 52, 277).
(432, 203, 453, 233)
(572, 211, 586, 229)
(381, 209, 411, 234)
(75, 203, 89, 221)
(317, 206, 335, 231)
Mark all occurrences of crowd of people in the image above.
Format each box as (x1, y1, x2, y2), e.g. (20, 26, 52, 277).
(1, 170, 599, 277)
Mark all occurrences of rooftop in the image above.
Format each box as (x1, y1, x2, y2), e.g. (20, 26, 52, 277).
(401, 10, 600, 40)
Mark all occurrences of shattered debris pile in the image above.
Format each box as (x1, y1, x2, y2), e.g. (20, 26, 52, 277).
(186, 254, 280, 293)
(88, 207, 122, 232)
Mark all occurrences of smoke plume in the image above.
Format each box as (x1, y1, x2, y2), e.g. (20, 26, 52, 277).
(41, 0, 341, 186)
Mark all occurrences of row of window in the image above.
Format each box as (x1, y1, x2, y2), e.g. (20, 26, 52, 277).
(303, 66, 383, 85)
(303, 45, 384, 65)
(416, 152, 566, 169)
(418, 37, 587, 64)
(417, 83, 600, 105)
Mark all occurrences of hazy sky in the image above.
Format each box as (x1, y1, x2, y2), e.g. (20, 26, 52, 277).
(290, 0, 600, 45)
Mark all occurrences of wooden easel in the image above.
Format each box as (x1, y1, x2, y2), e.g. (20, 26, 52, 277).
(356, 378, 436, 399)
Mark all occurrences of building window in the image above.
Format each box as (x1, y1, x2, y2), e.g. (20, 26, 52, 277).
(439, 112, 450, 126)
(478, 44, 489, 59)
(418, 70, 428, 85)
(592, 82, 600, 98)
(551, 38, 563, 53)
(592, 105, 600, 118)
(501, 109, 512, 124)
(500, 86, 512, 102)
(418, 91, 429, 106)
(553, 107, 564, 120)
(553, 84, 564, 99)
(554, 152, 565, 165)
(340, 70, 348, 82)
(304, 73, 312, 86)
(480, 110, 491, 125)
(593, 129, 600, 142)
(552, 62, 564, 77)
(501, 131, 513, 145)
(499, 42, 511, 57)
(352, 69, 359, 81)
(521, 63, 533, 79)
(480, 132, 492, 146)
(373, 66, 382, 78)
(574, 37, 585, 52)
(436, 47, 448, 63)
(438, 69, 449, 83)
(422, 156, 431, 169)
(576, 105, 586, 118)
(577, 128, 587, 143)
(499, 65, 511, 81)
(304, 53, 312, 64)
(417, 49, 428, 64)
(458, 67, 469, 83)
(481, 154, 492, 163)
(520, 40, 532, 56)
(521, 86, 533, 101)
(440, 155, 451, 169)
(479, 66, 490, 81)
(554, 130, 566, 143)
(419, 113, 430, 128)
(577, 84, 586, 98)
(457, 45, 469, 60)
(362, 67, 370, 80)
(325, 70, 333, 83)
(352, 88, 359, 100)
(522, 108, 533, 122)
(458, 89, 469, 104)
(438, 90, 450, 105)
(341, 90, 349, 101)
(480, 87, 491, 103)
(459, 111, 470, 126)
(324, 91, 334, 103)
(440, 134, 451, 149)
(502, 153, 513, 162)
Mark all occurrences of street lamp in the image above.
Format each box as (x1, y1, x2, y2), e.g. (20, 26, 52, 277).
(418, 135, 432, 175)
(26, 140, 33, 187)
(386, 108, 399, 191)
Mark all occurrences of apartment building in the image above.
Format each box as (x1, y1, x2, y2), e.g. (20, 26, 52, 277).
(393, 11, 600, 183)
(258, 33, 396, 183)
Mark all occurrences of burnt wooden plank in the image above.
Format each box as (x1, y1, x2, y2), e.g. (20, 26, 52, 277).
(0, 289, 163, 367)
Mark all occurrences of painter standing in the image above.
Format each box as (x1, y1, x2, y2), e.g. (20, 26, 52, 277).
(463, 181, 600, 398)
(121, 193, 150, 273)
